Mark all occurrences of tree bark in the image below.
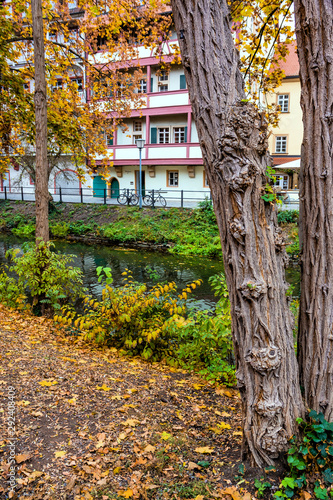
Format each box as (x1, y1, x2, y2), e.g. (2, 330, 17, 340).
(171, 0, 304, 465)
(294, 0, 333, 419)
(31, 0, 49, 242)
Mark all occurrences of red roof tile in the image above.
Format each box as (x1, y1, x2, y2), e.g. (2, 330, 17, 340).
(276, 41, 299, 78)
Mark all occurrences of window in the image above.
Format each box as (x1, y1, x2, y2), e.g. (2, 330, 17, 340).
(138, 79, 147, 94)
(52, 80, 63, 91)
(275, 136, 287, 153)
(167, 170, 179, 187)
(277, 94, 289, 113)
(72, 78, 83, 91)
(105, 134, 113, 146)
(49, 32, 57, 42)
(133, 121, 142, 132)
(203, 171, 209, 188)
(174, 127, 186, 144)
(23, 82, 30, 92)
(158, 70, 169, 92)
(158, 127, 170, 144)
(117, 82, 125, 98)
(133, 134, 143, 144)
(274, 174, 289, 190)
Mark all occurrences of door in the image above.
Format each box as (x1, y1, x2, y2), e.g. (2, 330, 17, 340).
(110, 178, 119, 198)
(135, 171, 145, 196)
(93, 175, 107, 198)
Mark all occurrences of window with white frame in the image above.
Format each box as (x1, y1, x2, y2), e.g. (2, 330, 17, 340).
(158, 70, 169, 92)
(138, 79, 147, 94)
(133, 121, 142, 132)
(277, 94, 289, 113)
(23, 82, 30, 92)
(49, 32, 57, 42)
(173, 127, 186, 144)
(168, 171, 179, 187)
(133, 134, 143, 144)
(158, 127, 170, 144)
(105, 133, 113, 146)
(275, 136, 287, 153)
(274, 174, 289, 190)
(117, 82, 125, 98)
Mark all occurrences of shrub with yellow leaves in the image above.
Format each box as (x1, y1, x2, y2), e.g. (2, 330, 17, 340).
(56, 268, 203, 362)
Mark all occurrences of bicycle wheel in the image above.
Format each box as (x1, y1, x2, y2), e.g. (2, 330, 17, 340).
(143, 195, 152, 206)
(117, 194, 128, 205)
(130, 194, 139, 206)
(158, 195, 167, 208)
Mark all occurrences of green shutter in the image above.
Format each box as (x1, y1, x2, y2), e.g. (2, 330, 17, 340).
(108, 136, 113, 146)
(151, 127, 157, 144)
(150, 77, 154, 93)
(184, 126, 188, 143)
(180, 74, 186, 89)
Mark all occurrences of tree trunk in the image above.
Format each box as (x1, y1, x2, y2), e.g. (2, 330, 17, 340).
(294, 0, 333, 419)
(31, 0, 49, 242)
(171, 0, 304, 466)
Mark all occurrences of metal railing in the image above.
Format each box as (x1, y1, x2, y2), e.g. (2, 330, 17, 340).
(0, 185, 299, 209)
(0, 185, 213, 209)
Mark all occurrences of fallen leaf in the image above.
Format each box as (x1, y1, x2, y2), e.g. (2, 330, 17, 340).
(118, 489, 133, 498)
(39, 380, 58, 387)
(160, 431, 172, 441)
(54, 450, 67, 458)
(15, 453, 32, 464)
(144, 444, 156, 453)
(218, 422, 231, 430)
(188, 461, 201, 470)
(96, 383, 111, 391)
(195, 446, 214, 454)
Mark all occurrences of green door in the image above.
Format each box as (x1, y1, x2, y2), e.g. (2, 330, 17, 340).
(110, 178, 119, 198)
(93, 175, 106, 198)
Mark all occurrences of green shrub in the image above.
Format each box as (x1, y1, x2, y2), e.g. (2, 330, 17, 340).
(2, 241, 85, 315)
(275, 411, 333, 499)
(174, 273, 235, 385)
(286, 234, 300, 256)
(12, 224, 35, 238)
(278, 210, 299, 224)
(69, 221, 95, 235)
(0, 271, 26, 310)
(50, 222, 70, 237)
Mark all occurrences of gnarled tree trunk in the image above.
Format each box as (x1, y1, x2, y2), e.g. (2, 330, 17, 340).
(171, 0, 304, 465)
(294, 0, 333, 419)
(31, 0, 49, 242)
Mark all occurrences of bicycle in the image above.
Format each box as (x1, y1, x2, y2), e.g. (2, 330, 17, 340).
(117, 189, 139, 206)
(143, 189, 167, 208)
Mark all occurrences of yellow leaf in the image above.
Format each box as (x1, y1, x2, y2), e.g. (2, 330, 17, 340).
(220, 486, 243, 500)
(160, 431, 172, 441)
(122, 419, 139, 427)
(54, 451, 66, 458)
(195, 446, 214, 454)
(96, 384, 111, 391)
(118, 433, 127, 440)
(113, 466, 122, 474)
(218, 422, 231, 430)
(39, 380, 58, 387)
(233, 431, 243, 436)
(193, 384, 202, 390)
(118, 489, 133, 498)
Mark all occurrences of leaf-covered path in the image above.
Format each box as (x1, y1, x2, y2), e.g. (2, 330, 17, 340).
(0, 305, 253, 500)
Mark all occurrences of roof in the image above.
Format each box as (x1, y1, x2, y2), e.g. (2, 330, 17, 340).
(276, 41, 299, 78)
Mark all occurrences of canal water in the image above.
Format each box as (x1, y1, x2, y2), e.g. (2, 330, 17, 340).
(0, 235, 300, 309)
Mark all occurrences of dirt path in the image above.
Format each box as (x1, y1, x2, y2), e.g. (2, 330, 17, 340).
(0, 305, 252, 500)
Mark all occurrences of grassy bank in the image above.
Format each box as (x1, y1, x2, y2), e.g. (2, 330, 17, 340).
(0, 200, 299, 258)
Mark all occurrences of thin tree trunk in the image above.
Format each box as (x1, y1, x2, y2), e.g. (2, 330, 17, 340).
(171, 0, 304, 466)
(294, 0, 333, 419)
(31, 0, 49, 242)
